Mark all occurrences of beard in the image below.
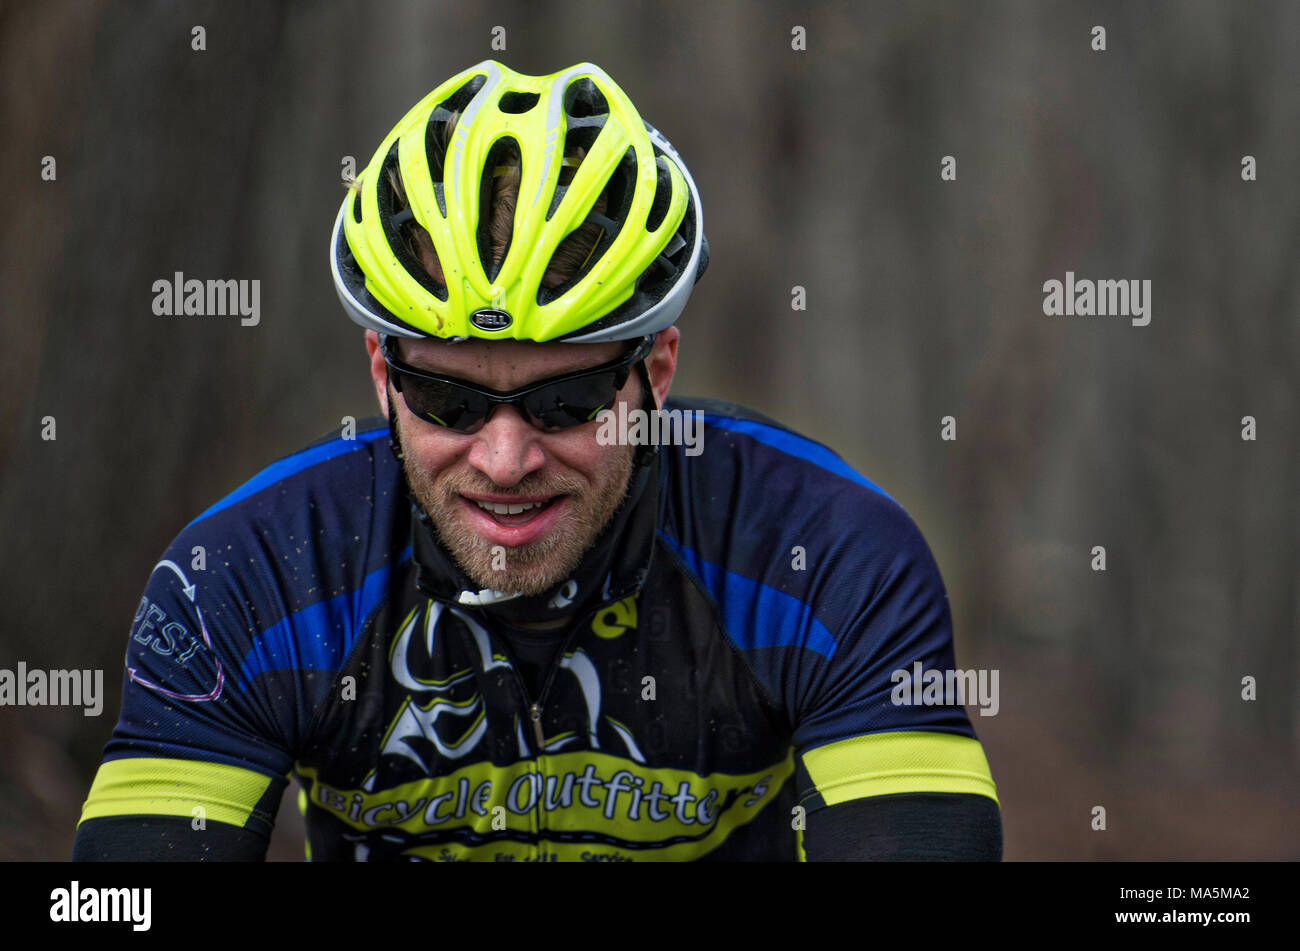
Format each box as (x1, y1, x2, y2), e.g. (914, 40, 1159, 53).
(393, 409, 636, 597)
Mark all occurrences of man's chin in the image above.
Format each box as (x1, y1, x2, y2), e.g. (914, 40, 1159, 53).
(392, 413, 637, 599)
(431, 509, 587, 597)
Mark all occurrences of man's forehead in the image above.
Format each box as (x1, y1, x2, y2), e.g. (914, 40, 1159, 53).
(395, 335, 625, 377)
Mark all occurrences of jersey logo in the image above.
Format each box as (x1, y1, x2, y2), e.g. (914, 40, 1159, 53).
(367, 597, 648, 791)
(370, 602, 497, 787)
(309, 593, 793, 860)
(127, 559, 224, 703)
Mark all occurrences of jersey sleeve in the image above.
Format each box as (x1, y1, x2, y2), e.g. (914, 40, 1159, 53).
(76, 523, 297, 851)
(659, 403, 1000, 851)
(801, 792, 1002, 861)
(788, 497, 999, 823)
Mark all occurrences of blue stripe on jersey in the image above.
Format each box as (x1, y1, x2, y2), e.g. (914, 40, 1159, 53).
(700, 415, 896, 504)
(234, 544, 413, 691)
(658, 533, 838, 660)
(188, 426, 390, 529)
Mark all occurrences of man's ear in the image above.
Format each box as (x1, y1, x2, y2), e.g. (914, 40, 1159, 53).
(365, 331, 389, 416)
(645, 326, 680, 410)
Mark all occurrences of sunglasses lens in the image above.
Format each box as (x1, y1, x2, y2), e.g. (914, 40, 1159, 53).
(385, 335, 645, 434)
(524, 370, 625, 431)
(399, 375, 488, 432)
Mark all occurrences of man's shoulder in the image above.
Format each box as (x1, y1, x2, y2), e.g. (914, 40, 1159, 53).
(656, 396, 941, 628)
(663, 395, 790, 431)
(180, 414, 399, 538)
(660, 395, 913, 538)
(129, 414, 409, 693)
(654, 398, 962, 752)
(155, 414, 407, 632)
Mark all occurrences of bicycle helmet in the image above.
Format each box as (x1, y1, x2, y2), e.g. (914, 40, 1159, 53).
(331, 60, 707, 343)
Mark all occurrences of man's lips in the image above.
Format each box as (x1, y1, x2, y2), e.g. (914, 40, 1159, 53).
(459, 493, 569, 547)
(462, 493, 559, 506)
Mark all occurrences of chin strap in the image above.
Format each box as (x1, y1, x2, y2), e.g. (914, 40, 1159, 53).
(632, 344, 661, 468)
(385, 390, 408, 471)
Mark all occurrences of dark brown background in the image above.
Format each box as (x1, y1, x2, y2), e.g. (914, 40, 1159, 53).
(2, 0, 1296, 860)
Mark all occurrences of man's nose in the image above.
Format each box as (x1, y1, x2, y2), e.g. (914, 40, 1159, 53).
(466, 405, 548, 487)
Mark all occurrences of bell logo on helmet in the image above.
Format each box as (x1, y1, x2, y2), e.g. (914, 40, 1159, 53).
(465, 310, 509, 332)
(470, 308, 513, 331)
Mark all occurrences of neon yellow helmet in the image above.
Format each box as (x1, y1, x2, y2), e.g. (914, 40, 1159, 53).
(331, 60, 707, 343)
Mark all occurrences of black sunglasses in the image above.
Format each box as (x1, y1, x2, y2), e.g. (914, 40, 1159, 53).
(381, 333, 655, 434)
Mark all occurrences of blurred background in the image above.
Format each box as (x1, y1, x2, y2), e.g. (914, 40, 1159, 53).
(2, 0, 1296, 861)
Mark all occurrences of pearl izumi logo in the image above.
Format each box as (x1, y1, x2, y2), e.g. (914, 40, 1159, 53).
(50, 881, 151, 931)
(1042, 271, 1151, 326)
(470, 308, 513, 331)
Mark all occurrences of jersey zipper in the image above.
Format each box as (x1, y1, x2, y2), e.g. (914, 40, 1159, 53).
(528, 607, 606, 860)
(528, 702, 545, 749)
(478, 600, 610, 859)
(477, 611, 587, 860)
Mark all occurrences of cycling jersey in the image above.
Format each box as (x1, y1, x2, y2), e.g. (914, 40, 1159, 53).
(74, 397, 999, 861)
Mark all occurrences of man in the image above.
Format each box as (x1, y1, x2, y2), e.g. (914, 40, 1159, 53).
(74, 61, 1000, 861)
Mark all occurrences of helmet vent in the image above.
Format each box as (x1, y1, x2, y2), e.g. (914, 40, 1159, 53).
(378, 143, 448, 301)
(536, 147, 632, 306)
(563, 78, 609, 119)
(477, 137, 521, 282)
(441, 73, 487, 114)
(423, 107, 455, 217)
(424, 74, 488, 216)
(498, 91, 539, 114)
(644, 156, 673, 233)
(545, 123, 604, 221)
(636, 190, 694, 296)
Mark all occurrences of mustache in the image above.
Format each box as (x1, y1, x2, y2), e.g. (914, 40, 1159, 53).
(390, 406, 588, 502)
(435, 470, 587, 501)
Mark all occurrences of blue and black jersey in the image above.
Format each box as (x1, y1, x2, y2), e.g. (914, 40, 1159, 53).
(74, 398, 999, 861)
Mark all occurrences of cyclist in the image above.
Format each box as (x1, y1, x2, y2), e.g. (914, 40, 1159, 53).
(74, 61, 1001, 861)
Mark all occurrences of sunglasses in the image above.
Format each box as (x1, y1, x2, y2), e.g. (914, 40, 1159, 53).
(381, 333, 654, 434)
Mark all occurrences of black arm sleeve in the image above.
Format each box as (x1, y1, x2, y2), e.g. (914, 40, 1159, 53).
(803, 792, 1002, 861)
(72, 816, 270, 861)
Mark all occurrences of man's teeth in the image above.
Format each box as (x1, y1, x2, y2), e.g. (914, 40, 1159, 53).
(475, 500, 546, 515)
